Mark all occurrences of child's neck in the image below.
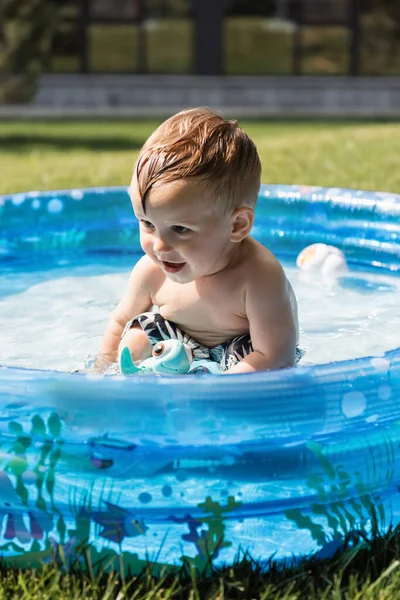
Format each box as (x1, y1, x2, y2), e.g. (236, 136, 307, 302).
(202, 239, 246, 279)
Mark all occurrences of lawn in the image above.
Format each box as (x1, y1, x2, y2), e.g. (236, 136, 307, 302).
(0, 526, 400, 598)
(0, 118, 400, 598)
(1, 119, 400, 196)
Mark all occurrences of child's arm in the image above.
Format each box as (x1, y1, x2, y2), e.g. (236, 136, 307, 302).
(224, 263, 298, 374)
(98, 256, 156, 368)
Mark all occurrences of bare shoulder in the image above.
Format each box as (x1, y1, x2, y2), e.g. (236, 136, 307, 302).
(242, 237, 299, 329)
(241, 237, 287, 288)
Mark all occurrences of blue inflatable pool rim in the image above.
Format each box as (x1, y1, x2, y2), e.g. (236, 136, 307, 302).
(0, 184, 399, 570)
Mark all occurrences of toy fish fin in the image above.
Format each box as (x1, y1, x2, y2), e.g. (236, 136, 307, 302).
(119, 347, 140, 375)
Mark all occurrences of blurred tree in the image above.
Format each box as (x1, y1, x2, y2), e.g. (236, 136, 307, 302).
(0, 0, 67, 103)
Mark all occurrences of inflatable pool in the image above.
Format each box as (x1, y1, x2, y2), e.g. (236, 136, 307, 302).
(0, 184, 399, 572)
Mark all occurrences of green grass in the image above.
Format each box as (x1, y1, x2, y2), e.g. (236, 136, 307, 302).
(0, 119, 400, 196)
(1, 525, 400, 598)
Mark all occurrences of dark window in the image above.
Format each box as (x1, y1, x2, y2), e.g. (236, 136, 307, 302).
(49, 1, 80, 73)
(226, 0, 277, 17)
(361, 0, 400, 74)
(301, 26, 350, 74)
(88, 25, 140, 72)
(86, 0, 193, 73)
(146, 0, 191, 18)
(90, 0, 140, 20)
(301, 0, 348, 25)
(224, 0, 295, 74)
(145, 0, 193, 73)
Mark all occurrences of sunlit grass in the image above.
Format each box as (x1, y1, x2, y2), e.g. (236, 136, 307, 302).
(1, 525, 400, 598)
(0, 119, 399, 195)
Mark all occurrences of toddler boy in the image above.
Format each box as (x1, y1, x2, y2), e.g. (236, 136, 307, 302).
(100, 107, 300, 374)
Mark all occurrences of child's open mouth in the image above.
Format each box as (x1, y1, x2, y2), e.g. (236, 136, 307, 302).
(161, 261, 186, 273)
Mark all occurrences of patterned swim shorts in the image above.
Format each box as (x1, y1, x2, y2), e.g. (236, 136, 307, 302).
(121, 312, 303, 372)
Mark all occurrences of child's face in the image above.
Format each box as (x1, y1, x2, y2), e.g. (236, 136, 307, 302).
(130, 178, 237, 283)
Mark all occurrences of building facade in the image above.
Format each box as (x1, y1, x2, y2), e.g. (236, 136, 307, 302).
(50, 0, 399, 77)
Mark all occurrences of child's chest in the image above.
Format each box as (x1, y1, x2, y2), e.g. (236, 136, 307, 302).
(151, 276, 248, 341)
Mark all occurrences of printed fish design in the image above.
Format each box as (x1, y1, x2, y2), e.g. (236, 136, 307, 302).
(91, 501, 148, 543)
(88, 434, 136, 471)
(0, 471, 53, 544)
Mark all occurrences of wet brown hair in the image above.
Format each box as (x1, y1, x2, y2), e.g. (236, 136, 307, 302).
(133, 107, 261, 214)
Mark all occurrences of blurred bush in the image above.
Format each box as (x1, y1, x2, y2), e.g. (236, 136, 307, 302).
(0, 0, 61, 103)
(361, 6, 400, 74)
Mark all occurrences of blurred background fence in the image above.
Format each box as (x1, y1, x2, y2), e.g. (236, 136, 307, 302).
(23, 0, 400, 76)
(1, 0, 400, 115)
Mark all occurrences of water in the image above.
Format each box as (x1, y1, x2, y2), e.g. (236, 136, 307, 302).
(0, 254, 398, 371)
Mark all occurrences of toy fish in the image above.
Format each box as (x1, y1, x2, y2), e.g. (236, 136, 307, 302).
(119, 339, 222, 376)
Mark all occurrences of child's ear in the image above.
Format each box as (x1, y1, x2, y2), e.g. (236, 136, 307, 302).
(229, 207, 254, 242)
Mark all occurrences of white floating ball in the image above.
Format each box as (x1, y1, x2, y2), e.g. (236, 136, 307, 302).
(296, 243, 348, 276)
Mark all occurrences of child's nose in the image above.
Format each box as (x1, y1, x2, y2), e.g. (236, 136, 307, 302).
(153, 235, 173, 254)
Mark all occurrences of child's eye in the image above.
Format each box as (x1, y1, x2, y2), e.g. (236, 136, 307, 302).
(172, 225, 190, 234)
(141, 220, 154, 230)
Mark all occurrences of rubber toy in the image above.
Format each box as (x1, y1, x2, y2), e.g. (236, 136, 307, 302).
(296, 243, 348, 276)
(119, 339, 223, 375)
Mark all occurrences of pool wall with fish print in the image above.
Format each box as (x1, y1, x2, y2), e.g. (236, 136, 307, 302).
(0, 184, 399, 571)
